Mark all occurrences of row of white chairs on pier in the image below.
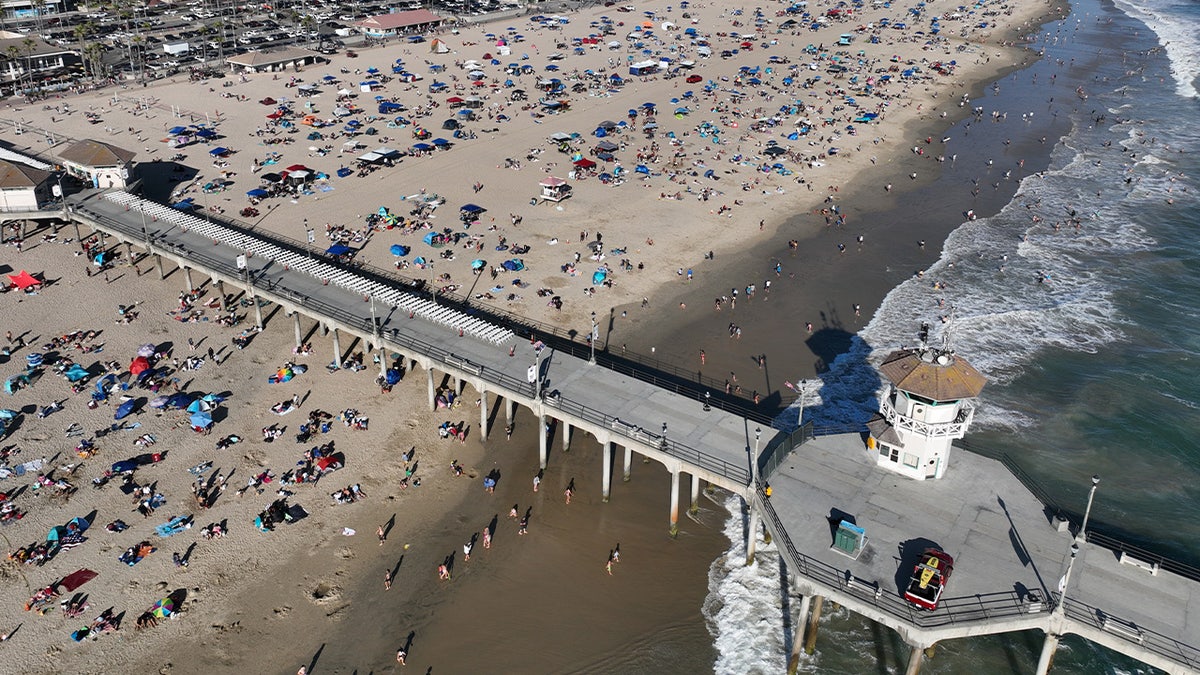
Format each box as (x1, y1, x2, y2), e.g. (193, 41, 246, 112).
(102, 191, 515, 346)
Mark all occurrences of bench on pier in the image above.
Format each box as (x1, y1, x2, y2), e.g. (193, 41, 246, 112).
(443, 353, 483, 376)
(1118, 551, 1161, 576)
(1100, 614, 1145, 645)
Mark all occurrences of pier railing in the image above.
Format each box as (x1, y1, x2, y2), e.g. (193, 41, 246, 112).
(72, 202, 755, 488)
(1063, 597, 1200, 671)
(76, 192, 793, 424)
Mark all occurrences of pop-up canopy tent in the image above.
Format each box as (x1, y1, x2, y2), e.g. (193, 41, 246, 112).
(7, 270, 42, 290)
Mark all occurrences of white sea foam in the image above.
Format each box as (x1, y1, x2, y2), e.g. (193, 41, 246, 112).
(1110, 0, 1200, 98)
(705, 494, 799, 675)
(798, 116, 1182, 432)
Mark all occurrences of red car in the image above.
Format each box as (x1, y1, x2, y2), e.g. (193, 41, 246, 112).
(904, 548, 954, 611)
(686, 74, 703, 84)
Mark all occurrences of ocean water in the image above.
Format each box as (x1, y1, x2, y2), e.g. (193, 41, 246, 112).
(706, 0, 1200, 671)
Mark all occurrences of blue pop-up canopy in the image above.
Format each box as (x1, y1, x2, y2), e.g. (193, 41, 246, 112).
(209, 147, 230, 156)
(326, 244, 352, 256)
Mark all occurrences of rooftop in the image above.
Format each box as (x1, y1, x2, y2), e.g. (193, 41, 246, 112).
(877, 348, 986, 401)
(0, 158, 49, 189)
(57, 139, 135, 168)
(356, 10, 444, 31)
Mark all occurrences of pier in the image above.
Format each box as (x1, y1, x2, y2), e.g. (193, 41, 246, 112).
(28, 188, 1200, 674)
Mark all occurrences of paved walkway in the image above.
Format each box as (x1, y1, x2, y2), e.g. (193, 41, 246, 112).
(764, 433, 1199, 672)
(72, 190, 762, 487)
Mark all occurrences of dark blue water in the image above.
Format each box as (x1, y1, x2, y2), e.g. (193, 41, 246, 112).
(710, 0, 1200, 670)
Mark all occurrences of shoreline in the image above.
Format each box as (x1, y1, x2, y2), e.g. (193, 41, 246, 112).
(0, 0, 1076, 673)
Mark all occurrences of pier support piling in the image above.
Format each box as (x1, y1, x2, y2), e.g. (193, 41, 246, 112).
(561, 421, 571, 452)
(803, 596, 824, 655)
(623, 446, 632, 481)
(330, 328, 341, 367)
(293, 313, 303, 347)
(184, 267, 194, 292)
(904, 645, 925, 675)
(215, 279, 226, 309)
(505, 397, 515, 427)
(426, 369, 436, 410)
(669, 467, 680, 537)
(538, 414, 548, 468)
(1035, 633, 1060, 675)
(479, 387, 488, 440)
(602, 441, 612, 502)
(253, 298, 264, 330)
(156, 254, 165, 279)
(746, 504, 760, 566)
(787, 594, 812, 675)
(689, 474, 701, 515)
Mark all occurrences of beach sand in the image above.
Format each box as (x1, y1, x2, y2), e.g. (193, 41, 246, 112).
(0, 0, 1067, 672)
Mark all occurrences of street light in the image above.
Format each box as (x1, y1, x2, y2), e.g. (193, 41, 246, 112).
(752, 427, 762, 486)
(1055, 475, 1100, 615)
(588, 310, 597, 364)
(1077, 475, 1100, 544)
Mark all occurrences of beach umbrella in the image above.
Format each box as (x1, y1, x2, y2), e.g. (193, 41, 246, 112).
(150, 395, 169, 409)
(166, 392, 194, 409)
(390, 244, 410, 256)
(246, 188, 269, 198)
(152, 597, 175, 619)
(129, 356, 151, 376)
(115, 399, 136, 420)
(202, 393, 225, 404)
(186, 398, 210, 413)
(190, 410, 213, 428)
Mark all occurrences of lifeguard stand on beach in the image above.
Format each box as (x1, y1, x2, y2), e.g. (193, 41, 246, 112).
(866, 344, 986, 481)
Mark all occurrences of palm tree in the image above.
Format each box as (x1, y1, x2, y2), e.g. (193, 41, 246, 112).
(21, 37, 36, 95)
(210, 19, 227, 62)
(4, 46, 20, 97)
(83, 43, 106, 83)
(299, 15, 317, 49)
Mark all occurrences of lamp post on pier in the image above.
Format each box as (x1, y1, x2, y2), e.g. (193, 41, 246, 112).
(1077, 474, 1100, 543)
(752, 426, 761, 486)
(589, 311, 597, 364)
(1037, 475, 1100, 675)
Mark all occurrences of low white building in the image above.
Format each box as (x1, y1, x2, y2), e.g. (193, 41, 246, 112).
(0, 158, 53, 212)
(866, 347, 986, 480)
(58, 139, 136, 190)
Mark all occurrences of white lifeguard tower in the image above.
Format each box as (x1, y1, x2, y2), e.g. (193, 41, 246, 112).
(866, 346, 986, 480)
(539, 176, 572, 202)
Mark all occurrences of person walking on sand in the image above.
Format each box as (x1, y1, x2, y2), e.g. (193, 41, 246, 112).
(509, 504, 519, 519)
(533, 470, 542, 492)
(612, 544, 620, 563)
(463, 537, 474, 561)
(519, 514, 529, 535)
(482, 527, 492, 549)
(606, 556, 614, 576)
(438, 563, 450, 580)
(378, 525, 386, 546)
(396, 649, 407, 665)
(384, 568, 392, 591)
(564, 478, 575, 504)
